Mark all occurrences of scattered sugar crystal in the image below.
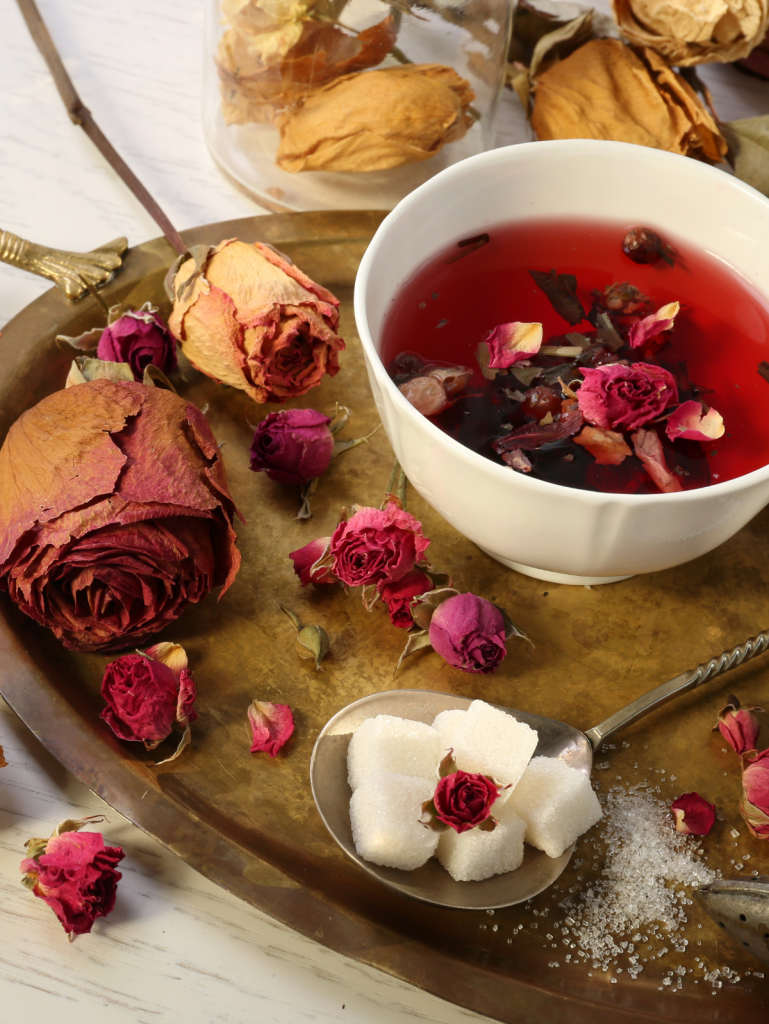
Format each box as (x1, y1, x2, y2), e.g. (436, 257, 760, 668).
(438, 804, 526, 881)
(349, 771, 437, 870)
(347, 715, 440, 790)
(729, 828, 740, 838)
(432, 709, 466, 752)
(451, 700, 538, 791)
(507, 757, 602, 858)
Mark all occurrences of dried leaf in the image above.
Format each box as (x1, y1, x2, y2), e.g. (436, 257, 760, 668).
(722, 115, 769, 197)
(529, 10, 595, 82)
(142, 364, 178, 393)
(529, 269, 586, 325)
(410, 586, 460, 631)
(613, 0, 769, 66)
(56, 326, 103, 351)
(275, 64, 475, 172)
(394, 628, 434, 676)
(595, 312, 624, 352)
(279, 602, 303, 632)
(65, 357, 134, 388)
(153, 725, 191, 767)
(531, 39, 727, 164)
(296, 476, 319, 520)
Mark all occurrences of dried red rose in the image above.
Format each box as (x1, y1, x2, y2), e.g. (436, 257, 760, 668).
(248, 700, 294, 757)
(0, 380, 241, 651)
(249, 408, 334, 485)
(20, 822, 124, 936)
(671, 792, 716, 835)
(428, 593, 507, 674)
(379, 568, 434, 629)
(739, 748, 769, 839)
(96, 304, 177, 380)
(289, 536, 338, 587)
(577, 362, 678, 431)
(434, 770, 500, 833)
(329, 503, 430, 589)
(168, 239, 344, 404)
(713, 693, 763, 756)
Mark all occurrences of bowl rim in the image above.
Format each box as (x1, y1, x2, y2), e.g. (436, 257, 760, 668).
(353, 138, 769, 505)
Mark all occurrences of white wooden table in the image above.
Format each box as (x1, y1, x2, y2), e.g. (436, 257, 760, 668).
(1, 2, 768, 1022)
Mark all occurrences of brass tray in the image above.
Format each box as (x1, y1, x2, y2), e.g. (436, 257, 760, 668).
(1, 211, 768, 1023)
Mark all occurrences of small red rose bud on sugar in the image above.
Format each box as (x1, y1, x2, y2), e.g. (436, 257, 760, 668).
(329, 503, 430, 589)
(168, 239, 345, 403)
(739, 748, 769, 839)
(249, 408, 334, 485)
(713, 693, 763, 757)
(248, 700, 295, 757)
(97, 303, 177, 380)
(20, 818, 124, 938)
(379, 567, 434, 629)
(433, 769, 500, 834)
(289, 536, 338, 587)
(428, 592, 507, 674)
(670, 793, 716, 835)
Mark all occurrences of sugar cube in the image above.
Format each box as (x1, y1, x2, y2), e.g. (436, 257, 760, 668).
(507, 756, 603, 858)
(350, 771, 438, 870)
(347, 715, 441, 791)
(432, 709, 466, 752)
(451, 700, 538, 790)
(437, 803, 526, 881)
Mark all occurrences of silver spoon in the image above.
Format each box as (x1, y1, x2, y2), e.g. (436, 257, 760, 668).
(310, 629, 769, 911)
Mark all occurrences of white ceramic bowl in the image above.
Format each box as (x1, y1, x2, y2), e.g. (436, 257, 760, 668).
(353, 140, 769, 585)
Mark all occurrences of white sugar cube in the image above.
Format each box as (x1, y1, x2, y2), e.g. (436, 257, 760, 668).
(437, 804, 526, 881)
(432, 709, 466, 752)
(350, 772, 438, 870)
(451, 700, 538, 791)
(347, 715, 441, 791)
(507, 756, 603, 859)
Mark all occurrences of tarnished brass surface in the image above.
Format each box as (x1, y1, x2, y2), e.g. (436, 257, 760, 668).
(0, 229, 126, 300)
(1, 211, 768, 1023)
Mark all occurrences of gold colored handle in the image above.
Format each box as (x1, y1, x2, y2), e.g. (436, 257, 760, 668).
(0, 230, 127, 301)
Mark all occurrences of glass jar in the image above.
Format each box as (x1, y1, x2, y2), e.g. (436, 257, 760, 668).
(203, 0, 514, 212)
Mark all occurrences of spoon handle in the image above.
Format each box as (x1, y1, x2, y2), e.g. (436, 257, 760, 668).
(584, 628, 769, 750)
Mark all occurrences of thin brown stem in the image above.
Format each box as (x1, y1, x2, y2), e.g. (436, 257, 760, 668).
(15, 0, 187, 256)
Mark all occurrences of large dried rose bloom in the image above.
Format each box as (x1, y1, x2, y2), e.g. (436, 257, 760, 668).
(613, 0, 769, 66)
(577, 362, 678, 432)
(249, 408, 334, 485)
(379, 568, 434, 629)
(168, 239, 344, 404)
(739, 748, 769, 839)
(329, 503, 430, 589)
(434, 770, 500, 834)
(429, 593, 507, 675)
(0, 379, 241, 652)
(20, 830, 124, 936)
(97, 306, 177, 381)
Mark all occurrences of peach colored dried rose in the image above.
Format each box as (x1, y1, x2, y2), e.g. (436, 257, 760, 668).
(531, 39, 727, 163)
(275, 64, 475, 173)
(613, 0, 769, 67)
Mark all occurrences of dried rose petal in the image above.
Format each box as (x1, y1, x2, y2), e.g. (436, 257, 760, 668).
(631, 428, 683, 493)
(713, 693, 763, 756)
(248, 700, 294, 757)
(486, 322, 543, 369)
(628, 302, 680, 349)
(671, 792, 716, 835)
(502, 448, 532, 473)
(665, 400, 725, 443)
(574, 425, 632, 465)
(398, 376, 449, 416)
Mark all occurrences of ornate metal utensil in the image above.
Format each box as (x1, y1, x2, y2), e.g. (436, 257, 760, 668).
(0, 229, 127, 301)
(694, 877, 769, 965)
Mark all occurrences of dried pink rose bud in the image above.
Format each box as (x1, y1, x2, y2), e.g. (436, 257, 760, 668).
(671, 792, 716, 835)
(249, 408, 334, 485)
(330, 503, 430, 589)
(428, 592, 507, 674)
(666, 400, 725, 442)
(713, 693, 763, 756)
(739, 748, 769, 840)
(97, 304, 177, 380)
(398, 376, 449, 416)
(289, 536, 337, 587)
(379, 567, 434, 629)
(248, 700, 295, 757)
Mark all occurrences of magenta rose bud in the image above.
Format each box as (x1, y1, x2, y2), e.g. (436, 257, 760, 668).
(429, 593, 507, 674)
(100, 652, 197, 748)
(577, 362, 678, 432)
(249, 408, 334, 485)
(740, 749, 769, 840)
(20, 830, 124, 936)
(713, 693, 763, 756)
(97, 306, 177, 381)
(379, 568, 434, 628)
(434, 770, 500, 833)
(289, 536, 337, 586)
(670, 792, 716, 835)
(330, 503, 430, 588)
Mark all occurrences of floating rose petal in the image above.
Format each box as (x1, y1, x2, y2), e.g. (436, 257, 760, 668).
(665, 400, 725, 442)
(501, 448, 532, 473)
(713, 693, 763, 757)
(398, 376, 449, 416)
(628, 301, 680, 349)
(494, 402, 583, 452)
(671, 792, 716, 835)
(486, 322, 544, 369)
(574, 425, 632, 465)
(631, 428, 683, 493)
(248, 700, 295, 757)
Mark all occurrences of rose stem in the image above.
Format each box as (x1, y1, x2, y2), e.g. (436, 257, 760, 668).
(15, 0, 187, 257)
(384, 458, 408, 511)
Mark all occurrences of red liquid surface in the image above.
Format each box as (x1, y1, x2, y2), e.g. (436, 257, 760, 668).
(381, 218, 769, 493)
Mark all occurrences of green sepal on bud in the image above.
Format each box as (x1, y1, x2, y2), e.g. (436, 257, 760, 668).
(438, 748, 458, 778)
(296, 625, 330, 671)
(420, 798, 451, 833)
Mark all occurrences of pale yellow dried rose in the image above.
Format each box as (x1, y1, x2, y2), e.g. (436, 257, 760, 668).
(531, 39, 727, 163)
(613, 0, 769, 66)
(275, 64, 475, 172)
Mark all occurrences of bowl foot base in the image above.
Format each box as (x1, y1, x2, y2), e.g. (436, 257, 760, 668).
(477, 548, 634, 586)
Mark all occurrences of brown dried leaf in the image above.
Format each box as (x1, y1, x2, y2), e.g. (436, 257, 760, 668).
(613, 0, 769, 66)
(722, 115, 769, 196)
(531, 39, 727, 163)
(275, 64, 475, 172)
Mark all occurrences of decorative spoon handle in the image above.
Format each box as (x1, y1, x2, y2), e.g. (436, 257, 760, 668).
(585, 628, 769, 749)
(0, 229, 126, 301)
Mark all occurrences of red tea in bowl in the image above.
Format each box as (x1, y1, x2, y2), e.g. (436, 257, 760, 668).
(381, 219, 769, 494)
